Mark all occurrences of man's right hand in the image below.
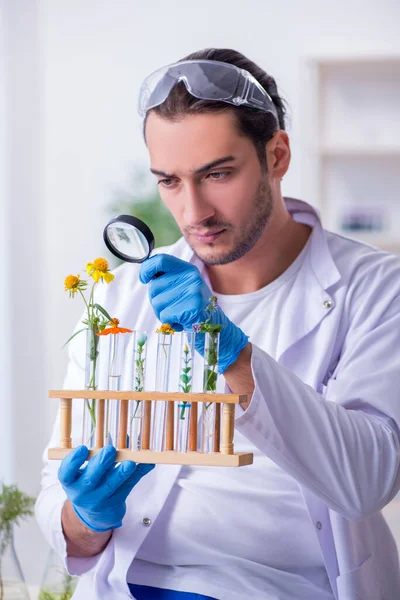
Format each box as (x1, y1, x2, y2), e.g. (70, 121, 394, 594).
(58, 445, 154, 532)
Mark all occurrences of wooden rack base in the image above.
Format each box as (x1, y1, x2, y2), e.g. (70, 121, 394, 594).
(48, 390, 254, 467)
(48, 448, 253, 467)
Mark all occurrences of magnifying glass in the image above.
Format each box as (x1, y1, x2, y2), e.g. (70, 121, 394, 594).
(103, 214, 155, 263)
(103, 214, 164, 278)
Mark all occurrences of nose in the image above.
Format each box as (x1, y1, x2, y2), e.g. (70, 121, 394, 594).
(182, 181, 215, 227)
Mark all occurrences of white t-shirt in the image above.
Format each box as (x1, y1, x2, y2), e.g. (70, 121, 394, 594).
(127, 239, 334, 600)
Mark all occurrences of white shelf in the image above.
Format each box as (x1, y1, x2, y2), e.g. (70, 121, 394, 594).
(319, 146, 400, 157)
(306, 55, 400, 254)
(309, 54, 400, 68)
(319, 59, 400, 151)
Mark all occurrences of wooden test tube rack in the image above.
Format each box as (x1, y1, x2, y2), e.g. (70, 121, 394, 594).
(48, 390, 253, 467)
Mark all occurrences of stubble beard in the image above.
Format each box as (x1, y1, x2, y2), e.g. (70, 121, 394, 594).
(186, 175, 273, 266)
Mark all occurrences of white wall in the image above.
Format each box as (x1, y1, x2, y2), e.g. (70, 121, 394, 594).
(2, 0, 400, 589)
(1, 0, 51, 588)
(0, 0, 12, 485)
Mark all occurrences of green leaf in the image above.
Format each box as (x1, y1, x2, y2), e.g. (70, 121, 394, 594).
(205, 349, 218, 367)
(180, 374, 190, 384)
(0, 483, 35, 551)
(180, 384, 191, 393)
(199, 322, 222, 334)
(205, 369, 218, 391)
(93, 303, 112, 321)
(62, 328, 88, 349)
(182, 367, 192, 374)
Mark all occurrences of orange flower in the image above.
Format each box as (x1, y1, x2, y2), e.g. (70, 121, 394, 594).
(97, 318, 132, 336)
(97, 327, 132, 336)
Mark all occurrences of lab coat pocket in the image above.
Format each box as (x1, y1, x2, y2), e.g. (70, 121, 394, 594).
(336, 554, 382, 600)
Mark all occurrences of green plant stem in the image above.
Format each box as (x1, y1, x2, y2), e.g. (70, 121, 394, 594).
(0, 533, 7, 600)
(85, 323, 98, 442)
(0, 556, 3, 600)
(179, 348, 192, 418)
(78, 289, 90, 313)
(132, 400, 141, 419)
(88, 282, 96, 321)
(135, 343, 145, 391)
(180, 402, 189, 419)
(204, 332, 219, 409)
(129, 341, 147, 438)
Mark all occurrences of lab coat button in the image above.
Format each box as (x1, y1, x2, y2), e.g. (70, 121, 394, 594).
(323, 299, 333, 309)
(316, 521, 322, 530)
(142, 517, 152, 526)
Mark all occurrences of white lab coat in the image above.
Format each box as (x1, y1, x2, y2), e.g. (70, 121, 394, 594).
(36, 198, 400, 600)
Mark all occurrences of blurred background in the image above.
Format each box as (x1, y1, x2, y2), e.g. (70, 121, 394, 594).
(1, 0, 400, 596)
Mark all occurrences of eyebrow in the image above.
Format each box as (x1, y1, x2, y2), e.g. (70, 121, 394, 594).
(150, 155, 236, 179)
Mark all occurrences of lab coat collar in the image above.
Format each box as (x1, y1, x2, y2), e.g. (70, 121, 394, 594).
(284, 197, 340, 291)
(274, 198, 341, 362)
(178, 197, 341, 292)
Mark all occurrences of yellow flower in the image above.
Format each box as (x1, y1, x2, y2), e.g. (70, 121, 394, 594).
(86, 257, 115, 284)
(156, 323, 175, 335)
(64, 274, 87, 297)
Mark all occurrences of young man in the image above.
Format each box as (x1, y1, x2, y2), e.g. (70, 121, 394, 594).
(36, 49, 400, 600)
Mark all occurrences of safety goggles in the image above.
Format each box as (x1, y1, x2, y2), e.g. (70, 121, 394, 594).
(138, 59, 279, 123)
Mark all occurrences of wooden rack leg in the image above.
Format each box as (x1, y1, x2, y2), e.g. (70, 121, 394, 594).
(165, 401, 175, 450)
(141, 400, 151, 450)
(221, 403, 234, 455)
(95, 399, 105, 448)
(118, 399, 129, 449)
(60, 398, 72, 449)
(189, 402, 198, 451)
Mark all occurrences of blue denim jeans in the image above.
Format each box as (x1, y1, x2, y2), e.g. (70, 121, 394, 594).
(128, 583, 217, 600)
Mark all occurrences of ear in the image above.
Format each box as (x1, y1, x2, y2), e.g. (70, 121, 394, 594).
(266, 131, 291, 180)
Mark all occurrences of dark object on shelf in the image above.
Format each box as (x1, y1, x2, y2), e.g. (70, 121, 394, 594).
(340, 206, 385, 232)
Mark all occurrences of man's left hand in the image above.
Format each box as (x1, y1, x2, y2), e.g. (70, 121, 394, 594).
(139, 254, 249, 374)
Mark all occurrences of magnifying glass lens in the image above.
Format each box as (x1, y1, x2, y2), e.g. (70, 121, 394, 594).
(103, 215, 155, 264)
(106, 223, 149, 261)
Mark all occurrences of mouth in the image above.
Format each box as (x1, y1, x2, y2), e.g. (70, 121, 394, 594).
(191, 229, 226, 244)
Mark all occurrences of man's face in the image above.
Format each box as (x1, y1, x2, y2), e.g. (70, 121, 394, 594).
(145, 110, 274, 266)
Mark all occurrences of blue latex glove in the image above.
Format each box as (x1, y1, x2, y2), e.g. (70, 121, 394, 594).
(139, 254, 249, 374)
(58, 445, 154, 532)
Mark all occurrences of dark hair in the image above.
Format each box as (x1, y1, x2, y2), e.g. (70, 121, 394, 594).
(144, 48, 287, 167)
